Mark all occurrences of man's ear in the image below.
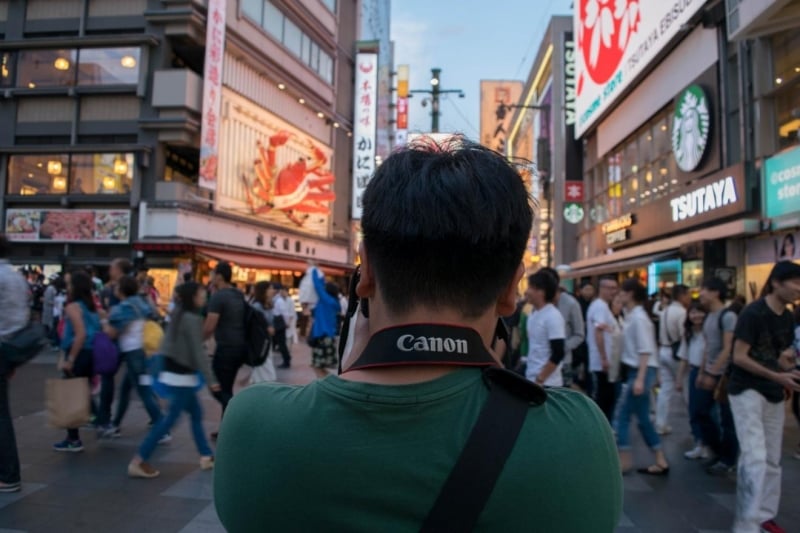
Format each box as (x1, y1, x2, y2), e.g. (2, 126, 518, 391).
(497, 262, 524, 316)
(355, 243, 375, 298)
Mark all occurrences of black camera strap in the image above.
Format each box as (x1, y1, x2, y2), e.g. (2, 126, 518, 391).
(342, 324, 498, 372)
(340, 323, 545, 532)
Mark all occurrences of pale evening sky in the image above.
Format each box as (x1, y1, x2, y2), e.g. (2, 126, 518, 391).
(390, 0, 575, 139)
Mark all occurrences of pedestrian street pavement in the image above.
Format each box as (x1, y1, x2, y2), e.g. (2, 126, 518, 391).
(3, 344, 800, 532)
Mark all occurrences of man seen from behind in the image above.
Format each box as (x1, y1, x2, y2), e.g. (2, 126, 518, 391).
(214, 138, 621, 531)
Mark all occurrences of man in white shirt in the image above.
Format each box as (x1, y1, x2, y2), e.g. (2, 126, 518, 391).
(525, 271, 566, 387)
(271, 283, 295, 368)
(655, 284, 691, 435)
(586, 276, 619, 421)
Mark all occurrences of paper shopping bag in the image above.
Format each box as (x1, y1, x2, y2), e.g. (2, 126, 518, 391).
(46, 378, 90, 428)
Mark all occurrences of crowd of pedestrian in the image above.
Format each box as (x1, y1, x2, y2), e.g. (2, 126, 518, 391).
(0, 238, 345, 489)
(513, 261, 800, 533)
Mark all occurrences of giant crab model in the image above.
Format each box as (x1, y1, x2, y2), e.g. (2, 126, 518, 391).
(242, 131, 335, 227)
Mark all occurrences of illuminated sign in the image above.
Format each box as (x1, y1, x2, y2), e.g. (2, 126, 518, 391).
(573, 0, 705, 137)
(602, 213, 635, 245)
(672, 85, 711, 172)
(670, 176, 738, 222)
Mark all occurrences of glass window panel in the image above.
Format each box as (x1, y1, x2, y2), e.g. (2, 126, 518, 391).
(17, 49, 76, 88)
(1, 51, 15, 87)
(653, 114, 671, 158)
(300, 34, 311, 65)
(7, 154, 68, 195)
(241, 0, 263, 23)
(622, 140, 637, 177)
(772, 29, 800, 88)
(320, 0, 336, 12)
(319, 50, 333, 84)
(77, 48, 140, 86)
(309, 41, 319, 71)
(639, 126, 654, 165)
(624, 173, 638, 210)
(262, 1, 283, 39)
(640, 165, 657, 206)
(283, 19, 302, 56)
(70, 153, 133, 194)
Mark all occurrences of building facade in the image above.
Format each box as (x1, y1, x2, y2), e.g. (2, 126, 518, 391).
(566, 0, 762, 298)
(507, 16, 580, 271)
(0, 0, 357, 306)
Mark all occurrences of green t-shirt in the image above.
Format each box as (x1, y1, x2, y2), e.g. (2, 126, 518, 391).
(214, 369, 622, 532)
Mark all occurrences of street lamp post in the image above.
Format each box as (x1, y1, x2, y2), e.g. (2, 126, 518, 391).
(409, 68, 464, 133)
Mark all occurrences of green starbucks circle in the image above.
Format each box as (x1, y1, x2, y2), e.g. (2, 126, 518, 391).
(672, 85, 711, 172)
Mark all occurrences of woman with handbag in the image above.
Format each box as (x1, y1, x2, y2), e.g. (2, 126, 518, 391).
(128, 282, 221, 479)
(54, 271, 101, 452)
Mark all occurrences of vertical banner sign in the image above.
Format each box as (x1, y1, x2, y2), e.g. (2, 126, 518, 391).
(198, 0, 227, 191)
(563, 32, 584, 224)
(479, 80, 523, 153)
(395, 64, 409, 147)
(352, 52, 378, 220)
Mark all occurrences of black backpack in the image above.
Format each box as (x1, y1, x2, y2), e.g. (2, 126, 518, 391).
(242, 297, 271, 367)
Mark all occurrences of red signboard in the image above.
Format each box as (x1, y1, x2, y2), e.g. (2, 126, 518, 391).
(565, 181, 584, 202)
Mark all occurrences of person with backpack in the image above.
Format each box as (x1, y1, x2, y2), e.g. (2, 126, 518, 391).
(203, 262, 247, 438)
(97, 276, 166, 440)
(54, 270, 102, 452)
(0, 234, 32, 493)
(128, 282, 221, 479)
(696, 277, 739, 477)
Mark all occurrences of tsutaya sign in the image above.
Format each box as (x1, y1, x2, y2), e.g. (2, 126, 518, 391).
(574, 0, 705, 137)
(670, 176, 738, 222)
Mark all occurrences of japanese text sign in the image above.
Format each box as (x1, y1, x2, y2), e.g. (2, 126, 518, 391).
(351, 52, 378, 220)
(199, 0, 227, 190)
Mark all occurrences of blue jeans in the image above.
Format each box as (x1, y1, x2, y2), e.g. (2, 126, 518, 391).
(138, 385, 212, 461)
(615, 366, 661, 451)
(687, 366, 702, 443)
(695, 381, 739, 466)
(112, 349, 162, 428)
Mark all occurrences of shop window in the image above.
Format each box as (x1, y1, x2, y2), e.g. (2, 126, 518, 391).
(1, 52, 15, 87)
(623, 171, 639, 209)
(16, 47, 140, 88)
(6, 153, 133, 196)
(318, 50, 333, 84)
(77, 48, 140, 86)
(70, 153, 133, 194)
(7, 154, 69, 195)
(772, 30, 800, 91)
(17, 49, 76, 88)
(320, 0, 336, 12)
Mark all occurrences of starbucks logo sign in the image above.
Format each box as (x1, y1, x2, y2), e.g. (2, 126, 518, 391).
(672, 85, 711, 172)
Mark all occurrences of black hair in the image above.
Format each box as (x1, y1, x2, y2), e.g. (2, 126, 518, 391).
(112, 258, 133, 276)
(214, 262, 233, 284)
(528, 271, 558, 303)
(325, 281, 339, 298)
(780, 233, 795, 256)
(182, 272, 192, 283)
(169, 281, 203, 341)
(117, 275, 139, 298)
(69, 270, 96, 312)
(621, 279, 648, 304)
(701, 277, 728, 302)
(539, 267, 560, 285)
(361, 138, 533, 318)
(253, 281, 273, 308)
(671, 284, 689, 300)
(685, 301, 706, 343)
(0, 234, 10, 259)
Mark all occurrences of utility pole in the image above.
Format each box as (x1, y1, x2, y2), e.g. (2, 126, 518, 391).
(409, 68, 464, 133)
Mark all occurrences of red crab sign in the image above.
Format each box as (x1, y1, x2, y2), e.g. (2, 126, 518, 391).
(241, 131, 336, 228)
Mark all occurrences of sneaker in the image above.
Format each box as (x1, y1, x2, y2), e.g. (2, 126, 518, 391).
(760, 519, 786, 533)
(684, 445, 707, 460)
(81, 415, 97, 429)
(655, 425, 672, 436)
(199, 456, 214, 471)
(98, 424, 121, 439)
(128, 461, 160, 479)
(706, 461, 735, 477)
(0, 481, 21, 493)
(53, 439, 84, 452)
(157, 433, 172, 445)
